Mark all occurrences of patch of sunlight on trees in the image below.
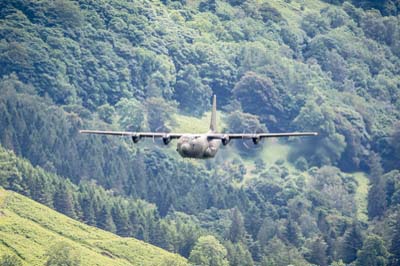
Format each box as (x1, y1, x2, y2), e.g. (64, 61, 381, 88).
(172, 112, 226, 133)
(268, 0, 330, 27)
(353, 172, 369, 222)
(239, 140, 295, 182)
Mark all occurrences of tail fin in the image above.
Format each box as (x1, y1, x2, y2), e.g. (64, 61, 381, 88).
(210, 95, 217, 132)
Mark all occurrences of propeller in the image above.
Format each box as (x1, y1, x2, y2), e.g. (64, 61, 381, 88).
(241, 124, 263, 151)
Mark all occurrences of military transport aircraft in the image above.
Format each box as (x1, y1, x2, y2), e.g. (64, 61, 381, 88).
(80, 96, 318, 159)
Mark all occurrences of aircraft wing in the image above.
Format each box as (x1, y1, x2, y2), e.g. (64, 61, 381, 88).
(207, 132, 318, 140)
(79, 130, 183, 139)
(80, 130, 317, 144)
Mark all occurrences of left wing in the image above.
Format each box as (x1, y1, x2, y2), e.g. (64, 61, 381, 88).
(79, 130, 184, 144)
(206, 132, 318, 144)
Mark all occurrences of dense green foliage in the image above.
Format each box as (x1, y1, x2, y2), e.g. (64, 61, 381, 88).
(189, 235, 229, 266)
(1, 0, 400, 265)
(0, 255, 22, 266)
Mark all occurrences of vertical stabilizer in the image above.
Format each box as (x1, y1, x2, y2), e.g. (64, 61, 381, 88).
(210, 95, 217, 132)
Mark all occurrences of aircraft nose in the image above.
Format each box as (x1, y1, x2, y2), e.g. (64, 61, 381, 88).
(181, 143, 190, 153)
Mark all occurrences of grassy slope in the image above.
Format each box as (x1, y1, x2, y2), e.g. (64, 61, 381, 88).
(0, 189, 187, 266)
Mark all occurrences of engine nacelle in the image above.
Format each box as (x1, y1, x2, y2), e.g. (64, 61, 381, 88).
(132, 135, 141, 143)
(221, 135, 230, 145)
(163, 135, 171, 145)
(252, 136, 260, 145)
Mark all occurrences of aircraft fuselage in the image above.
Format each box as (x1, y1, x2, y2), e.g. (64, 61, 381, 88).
(176, 132, 221, 159)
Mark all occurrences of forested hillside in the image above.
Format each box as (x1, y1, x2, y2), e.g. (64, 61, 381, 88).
(0, 187, 187, 266)
(1, 0, 400, 265)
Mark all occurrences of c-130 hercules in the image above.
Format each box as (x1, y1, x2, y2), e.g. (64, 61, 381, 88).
(80, 96, 318, 159)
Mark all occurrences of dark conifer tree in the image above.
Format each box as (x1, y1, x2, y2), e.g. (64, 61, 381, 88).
(31, 173, 53, 207)
(53, 183, 75, 218)
(285, 218, 300, 247)
(367, 153, 386, 219)
(225, 241, 254, 266)
(228, 208, 245, 243)
(356, 235, 388, 266)
(97, 205, 116, 233)
(132, 150, 147, 198)
(389, 213, 400, 266)
(368, 180, 386, 219)
(111, 203, 131, 237)
(153, 221, 174, 251)
(342, 222, 363, 264)
(317, 211, 330, 235)
(80, 195, 96, 226)
(6, 163, 28, 195)
(308, 236, 328, 266)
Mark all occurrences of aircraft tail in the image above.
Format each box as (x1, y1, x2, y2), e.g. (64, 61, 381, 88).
(210, 95, 217, 132)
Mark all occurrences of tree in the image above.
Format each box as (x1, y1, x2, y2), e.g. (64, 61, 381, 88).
(389, 212, 400, 266)
(79, 191, 96, 226)
(388, 122, 400, 169)
(45, 242, 80, 266)
(320, 50, 348, 82)
(307, 236, 328, 266)
(228, 208, 245, 243)
(145, 97, 177, 132)
(257, 217, 277, 246)
(263, 237, 308, 266)
(301, 12, 329, 37)
(225, 241, 254, 266)
(189, 235, 229, 266)
(368, 180, 386, 219)
(111, 203, 131, 237)
(115, 98, 145, 131)
(232, 72, 284, 130)
(356, 235, 388, 266)
(47, 0, 84, 28)
(259, 2, 285, 23)
(367, 153, 386, 220)
(53, 183, 75, 218)
(360, 10, 386, 43)
(341, 222, 363, 264)
(285, 218, 300, 247)
(294, 157, 308, 171)
(292, 101, 346, 166)
(199, 0, 217, 12)
(0, 255, 22, 266)
(0, 151, 20, 189)
(97, 205, 116, 233)
(97, 104, 115, 124)
(174, 64, 212, 117)
(330, 260, 346, 266)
